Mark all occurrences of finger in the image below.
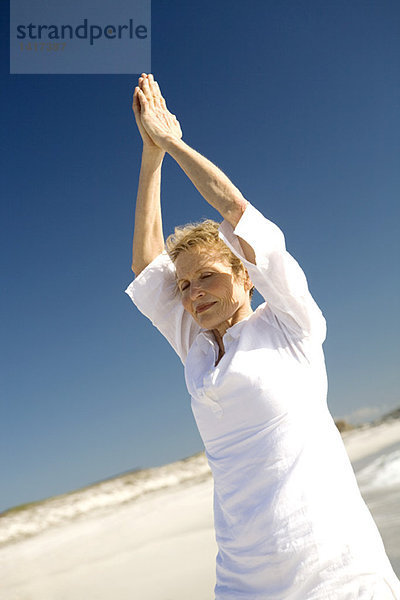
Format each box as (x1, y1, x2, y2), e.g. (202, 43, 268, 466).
(153, 80, 167, 109)
(147, 73, 157, 97)
(147, 73, 157, 95)
(141, 76, 153, 105)
(146, 74, 158, 106)
(137, 88, 148, 111)
(138, 74, 147, 91)
(148, 74, 162, 102)
(132, 87, 141, 113)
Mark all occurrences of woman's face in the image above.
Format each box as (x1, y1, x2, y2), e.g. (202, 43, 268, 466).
(174, 248, 252, 336)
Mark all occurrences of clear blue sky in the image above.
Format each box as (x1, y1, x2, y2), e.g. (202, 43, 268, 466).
(1, 0, 399, 512)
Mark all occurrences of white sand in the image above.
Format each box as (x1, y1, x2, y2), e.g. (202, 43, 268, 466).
(1, 474, 217, 600)
(1, 420, 400, 600)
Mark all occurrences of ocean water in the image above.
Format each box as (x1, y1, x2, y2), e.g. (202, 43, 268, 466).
(353, 439, 400, 576)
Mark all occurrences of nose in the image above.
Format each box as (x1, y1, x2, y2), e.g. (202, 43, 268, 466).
(189, 281, 205, 301)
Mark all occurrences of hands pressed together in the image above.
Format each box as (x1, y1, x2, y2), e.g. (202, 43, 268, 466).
(132, 73, 182, 151)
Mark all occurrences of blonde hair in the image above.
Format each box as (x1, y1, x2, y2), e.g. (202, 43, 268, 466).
(166, 219, 254, 297)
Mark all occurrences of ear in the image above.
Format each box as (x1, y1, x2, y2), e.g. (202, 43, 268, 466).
(243, 269, 253, 292)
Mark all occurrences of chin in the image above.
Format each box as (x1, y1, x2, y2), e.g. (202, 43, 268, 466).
(194, 312, 216, 328)
(198, 315, 226, 332)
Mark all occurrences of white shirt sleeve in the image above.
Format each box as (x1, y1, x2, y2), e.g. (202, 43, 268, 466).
(124, 251, 201, 364)
(219, 203, 326, 341)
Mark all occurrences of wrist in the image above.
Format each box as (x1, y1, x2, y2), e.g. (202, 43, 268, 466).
(161, 135, 186, 156)
(141, 145, 165, 162)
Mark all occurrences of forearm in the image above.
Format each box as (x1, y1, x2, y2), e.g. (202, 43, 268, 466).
(163, 137, 248, 228)
(131, 148, 165, 275)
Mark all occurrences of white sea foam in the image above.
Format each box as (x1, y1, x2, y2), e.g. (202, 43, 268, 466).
(356, 447, 400, 492)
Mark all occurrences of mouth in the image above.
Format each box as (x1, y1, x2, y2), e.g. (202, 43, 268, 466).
(195, 302, 216, 314)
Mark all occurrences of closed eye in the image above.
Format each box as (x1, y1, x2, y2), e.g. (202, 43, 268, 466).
(179, 272, 212, 292)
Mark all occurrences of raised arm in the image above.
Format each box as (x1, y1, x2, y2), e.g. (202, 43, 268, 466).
(132, 75, 324, 341)
(130, 75, 181, 276)
(131, 149, 164, 276)
(136, 74, 255, 263)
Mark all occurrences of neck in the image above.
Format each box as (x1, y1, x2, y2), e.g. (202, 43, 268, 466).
(211, 303, 253, 353)
(211, 328, 225, 355)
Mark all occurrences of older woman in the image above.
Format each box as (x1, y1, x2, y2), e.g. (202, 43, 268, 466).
(125, 74, 400, 599)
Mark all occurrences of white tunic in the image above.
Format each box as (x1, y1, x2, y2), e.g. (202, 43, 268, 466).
(125, 204, 400, 599)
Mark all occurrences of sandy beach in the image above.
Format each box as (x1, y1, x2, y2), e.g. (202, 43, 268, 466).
(1, 419, 400, 600)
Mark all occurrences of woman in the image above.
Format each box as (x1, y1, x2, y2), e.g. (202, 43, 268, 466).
(125, 73, 400, 599)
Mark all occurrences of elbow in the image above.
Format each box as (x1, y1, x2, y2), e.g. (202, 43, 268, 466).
(131, 264, 141, 277)
(131, 249, 163, 277)
(131, 253, 142, 276)
(131, 259, 149, 277)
